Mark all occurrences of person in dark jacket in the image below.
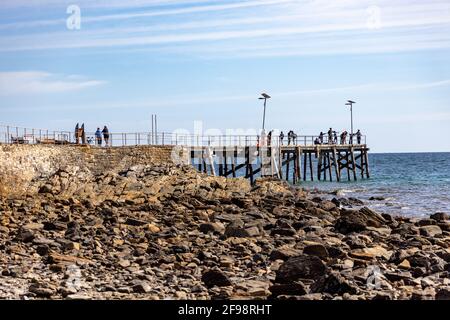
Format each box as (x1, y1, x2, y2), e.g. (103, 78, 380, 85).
(356, 129, 362, 144)
(328, 128, 333, 144)
(95, 128, 102, 146)
(279, 131, 285, 145)
(102, 126, 110, 146)
(340, 131, 347, 144)
(267, 130, 273, 146)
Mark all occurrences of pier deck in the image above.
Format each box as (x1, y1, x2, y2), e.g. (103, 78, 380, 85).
(1, 125, 370, 184)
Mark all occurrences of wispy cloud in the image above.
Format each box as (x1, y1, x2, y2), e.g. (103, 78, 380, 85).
(1, 0, 449, 58)
(0, 71, 105, 95)
(3, 78, 447, 111)
(0, 0, 293, 30)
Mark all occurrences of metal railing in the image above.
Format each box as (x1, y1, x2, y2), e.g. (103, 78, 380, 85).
(0, 125, 366, 147)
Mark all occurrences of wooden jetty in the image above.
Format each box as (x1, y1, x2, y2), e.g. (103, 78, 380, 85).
(189, 143, 370, 184)
(0, 125, 370, 184)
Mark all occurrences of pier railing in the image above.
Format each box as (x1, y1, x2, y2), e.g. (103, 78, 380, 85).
(0, 125, 366, 147)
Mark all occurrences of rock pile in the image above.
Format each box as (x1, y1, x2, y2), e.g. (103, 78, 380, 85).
(0, 164, 449, 300)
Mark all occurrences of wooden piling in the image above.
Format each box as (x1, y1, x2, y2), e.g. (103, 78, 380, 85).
(223, 147, 228, 178)
(297, 147, 302, 182)
(317, 151, 323, 181)
(285, 151, 291, 181)
(351, 148, 357, 181)
(232, 146, 237, 178)
(327, 152, 333, 181)
(303, 152, 307, 181)
(193, 143, 369, 184)
(364, 148, 370, 178)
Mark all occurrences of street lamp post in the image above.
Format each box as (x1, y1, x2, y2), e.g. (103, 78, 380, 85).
(259, 93, 271, 131)
(345, 100, 356, 141)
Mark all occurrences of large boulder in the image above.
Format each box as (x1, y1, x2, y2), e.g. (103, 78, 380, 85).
(275, 255, 327, 283)
(311, 271, 358, 295)
(419, 225, 442, 237)
(201, 270, 232, 288)
(334, 207, 387, 234)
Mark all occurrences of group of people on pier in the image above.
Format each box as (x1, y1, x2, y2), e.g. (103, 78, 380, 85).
(260, 128, 363, 146)
(314, 128, 362, 145)
(74, 123, 110, 146)
(263, 130, 299, 146)
(94, 126, 110, 146)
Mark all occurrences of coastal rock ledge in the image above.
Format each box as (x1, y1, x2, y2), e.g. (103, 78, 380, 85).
(0, 145, 449, 300)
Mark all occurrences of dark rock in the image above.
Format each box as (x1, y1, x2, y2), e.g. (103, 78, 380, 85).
(336, 198, 365, 207)
(132, 281, 152, 293)
(392, 223, 420, 236)
(29, 284, 55, 298)
(65, 221, 81, 240)
(417, 219, 436, 227)
(171, 245, 190, 253)
(269, 247, 301, 261)
(275, 255, 327, 283)
(372, 292, 392, 300)
(38, 184, 53, 194)
(311, 271, 358, 295)
(335, 207, 386, 234)
(269, 282, 308, 298)
(419, 225, 442, 237)
(224, 220, 253, 238)
(384, 271, 412, 282)
(18, 230, 34, 243)
(430, 212, 448, 221)
(125, 217, 147, 226)
(303, 243, 329, 259)
(435, 287, 450, 300)
(408, 254, 431, 269)
(35, 244, 50, 256)
(199, 222, 224, 234)
(202, 270, 232, 288)
(271, 228, 296, 237)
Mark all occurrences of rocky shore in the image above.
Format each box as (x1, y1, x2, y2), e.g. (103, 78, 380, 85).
(0, 163, 449, 300)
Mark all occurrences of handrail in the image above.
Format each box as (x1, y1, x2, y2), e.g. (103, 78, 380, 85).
(0, 125, 367, 147)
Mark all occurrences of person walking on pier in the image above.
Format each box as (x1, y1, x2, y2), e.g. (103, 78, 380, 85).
(102, 126, 110, 146)
(279, 131, 285, 145)
(319, 132, 324, 144)
(333, 131, 338, 144)
(328, 128, 333, 144)
(356, 129, 362, 144)
(267, 130, 273, 146)
(340, 131, 347, 144)
(95, 128, 102, 146)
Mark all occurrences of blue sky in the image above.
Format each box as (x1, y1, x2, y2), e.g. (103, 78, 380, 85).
(0, 0, 450, 152)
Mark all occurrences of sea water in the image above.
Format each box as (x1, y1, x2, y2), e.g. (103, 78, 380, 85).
(301, 153, 450, 218)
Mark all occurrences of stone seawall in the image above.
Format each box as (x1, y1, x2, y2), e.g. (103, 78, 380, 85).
(0, 144, 181, 195)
